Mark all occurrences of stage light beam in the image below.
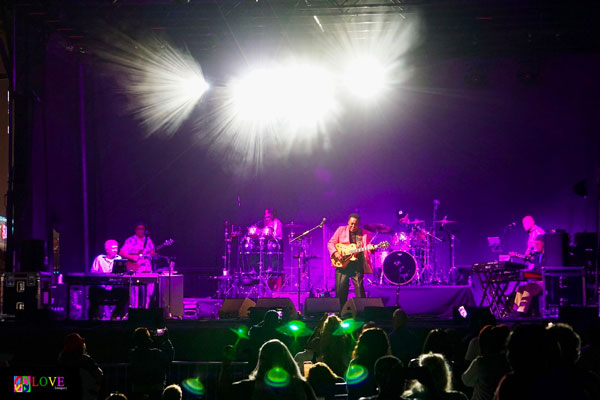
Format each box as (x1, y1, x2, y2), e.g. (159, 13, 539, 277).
(343, 56, 387, 100)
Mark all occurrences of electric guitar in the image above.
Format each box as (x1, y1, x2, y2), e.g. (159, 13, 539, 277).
(126, 238, 174, 272)
(331, 241, 390, 269)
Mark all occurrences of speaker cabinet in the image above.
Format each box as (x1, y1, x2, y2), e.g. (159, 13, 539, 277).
(20, 239, 45, 272)
(218, 298, 256, 319)
(158, 274, 184, 319)
(544, 232, 570, 267)
(543, 267, 585, 316)
(341, 297, 384, 319)
(252, 297, 298, 321)
(304, 298, 341, 316)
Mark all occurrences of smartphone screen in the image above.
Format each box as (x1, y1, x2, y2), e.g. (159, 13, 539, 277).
(303, 361, 313, 377)
(458, 306, 468, 318)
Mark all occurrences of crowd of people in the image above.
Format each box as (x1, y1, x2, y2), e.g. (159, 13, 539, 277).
(55, 327, 175, 400)
(217, 309, 600, 400)
(44, 307, 600, 400)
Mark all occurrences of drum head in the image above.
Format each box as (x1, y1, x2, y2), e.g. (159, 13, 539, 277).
(383, 251, 417, 285)
(266, 238, 280, 253)
(241, 236, 257, 253)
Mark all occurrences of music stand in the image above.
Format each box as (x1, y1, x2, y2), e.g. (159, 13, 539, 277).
(112, 259, 128, 274)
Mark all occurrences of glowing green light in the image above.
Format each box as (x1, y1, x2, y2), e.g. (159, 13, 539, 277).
(345, 364, 368, 387)
(182, 377, 205, 396)
(277, 321, 313, 337)
(230, 325, 249, 339)
(333, 319, 364, 335)
(265, 367, 291, 388)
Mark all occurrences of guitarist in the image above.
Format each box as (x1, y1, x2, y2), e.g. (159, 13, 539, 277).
(120, 223, 156, 308)
(120, 223, 156, 273)
(327, 213, 375, 308)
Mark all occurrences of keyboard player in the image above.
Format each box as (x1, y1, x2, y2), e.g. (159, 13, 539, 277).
(89, 239, 129, 320)
(512, 235, 545, 317)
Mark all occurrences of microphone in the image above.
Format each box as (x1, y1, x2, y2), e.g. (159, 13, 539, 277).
(319, 218, 326, 228)
(433, 199, 440, 207)
(507, 222, 517, 228)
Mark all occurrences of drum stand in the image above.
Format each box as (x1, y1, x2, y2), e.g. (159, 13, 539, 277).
(290, 219, 325, 312)
(244, 238, 272, 298)
(414, 226, 442, 284)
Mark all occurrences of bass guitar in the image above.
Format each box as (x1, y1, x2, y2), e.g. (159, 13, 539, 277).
(126, 238, 174, 272)
(331, 241, 389, 269)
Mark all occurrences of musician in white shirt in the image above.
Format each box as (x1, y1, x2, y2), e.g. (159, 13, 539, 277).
(89, 240, 129, 320)
(91, 239, 121, 273)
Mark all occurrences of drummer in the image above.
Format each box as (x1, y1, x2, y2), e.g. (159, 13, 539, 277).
(393, 210, 411, 232)
(260, 208, 283, 240)
(392, 210, 413, 250)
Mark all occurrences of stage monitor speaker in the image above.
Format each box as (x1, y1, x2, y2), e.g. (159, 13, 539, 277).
(218, 298, 256, 319)
(544, 232, 570, 267)
(304, 298, 340, 317)
(253, 297, 298, 321)
(341, 297, 384, 319)
(20, 239, 45, 272)
(128, 307, 165, 329)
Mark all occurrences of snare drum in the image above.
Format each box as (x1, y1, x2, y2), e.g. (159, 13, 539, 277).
(392, 232, 411, 251)
(383, 251, 417, 285)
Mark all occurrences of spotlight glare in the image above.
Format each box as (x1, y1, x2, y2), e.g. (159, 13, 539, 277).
(99, 35, 210, 136)
(343, 56, 387, 100)
(231, 62, 334, 126)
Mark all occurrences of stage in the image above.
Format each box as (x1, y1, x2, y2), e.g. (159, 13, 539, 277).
(193, 284, 477, 319)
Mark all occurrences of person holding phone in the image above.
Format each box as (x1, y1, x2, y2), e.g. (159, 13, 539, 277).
(129, 327, 174, 400)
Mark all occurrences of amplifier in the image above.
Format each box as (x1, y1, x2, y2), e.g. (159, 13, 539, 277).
(542, 267, 585, 317)
(1, 272, 53, 317)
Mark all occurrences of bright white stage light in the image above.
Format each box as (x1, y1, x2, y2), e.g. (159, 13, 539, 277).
(98, 35, 210, 136)
(204, 60, 339, 170)
(231, 62, 335, 125)
(343, 56, 387, 100)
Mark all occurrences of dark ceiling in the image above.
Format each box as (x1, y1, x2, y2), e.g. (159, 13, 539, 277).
(5, 0, 600, 62)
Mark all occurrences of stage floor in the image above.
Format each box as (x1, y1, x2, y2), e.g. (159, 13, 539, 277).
(196, 284, 476, 319)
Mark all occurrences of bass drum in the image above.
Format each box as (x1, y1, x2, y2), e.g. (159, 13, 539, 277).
(383, 251, 417, 285)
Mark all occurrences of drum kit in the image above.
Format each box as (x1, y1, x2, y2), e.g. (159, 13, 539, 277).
(216, 221, 316, 298)
(364, 218, 458, 286)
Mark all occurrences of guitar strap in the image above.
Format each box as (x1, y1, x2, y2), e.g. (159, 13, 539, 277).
(142, 235, 148, 255)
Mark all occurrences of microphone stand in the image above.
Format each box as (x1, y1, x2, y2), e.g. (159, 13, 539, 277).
(290, 220, 324, 313)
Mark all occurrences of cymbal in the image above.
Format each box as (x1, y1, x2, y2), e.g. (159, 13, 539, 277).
(434, 219, 457, 224)
(406, 219, 425, 224)
(284, 222, 306, 229)
(363, 223, 394, 234)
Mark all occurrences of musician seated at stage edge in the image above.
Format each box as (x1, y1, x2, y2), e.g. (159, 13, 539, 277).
(120, 222, 156, 273)
(89, 239, 129, 320)
(260, 208, 283, 240)
(328, 213, 375, 307)
(512, 232, 546, 317)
